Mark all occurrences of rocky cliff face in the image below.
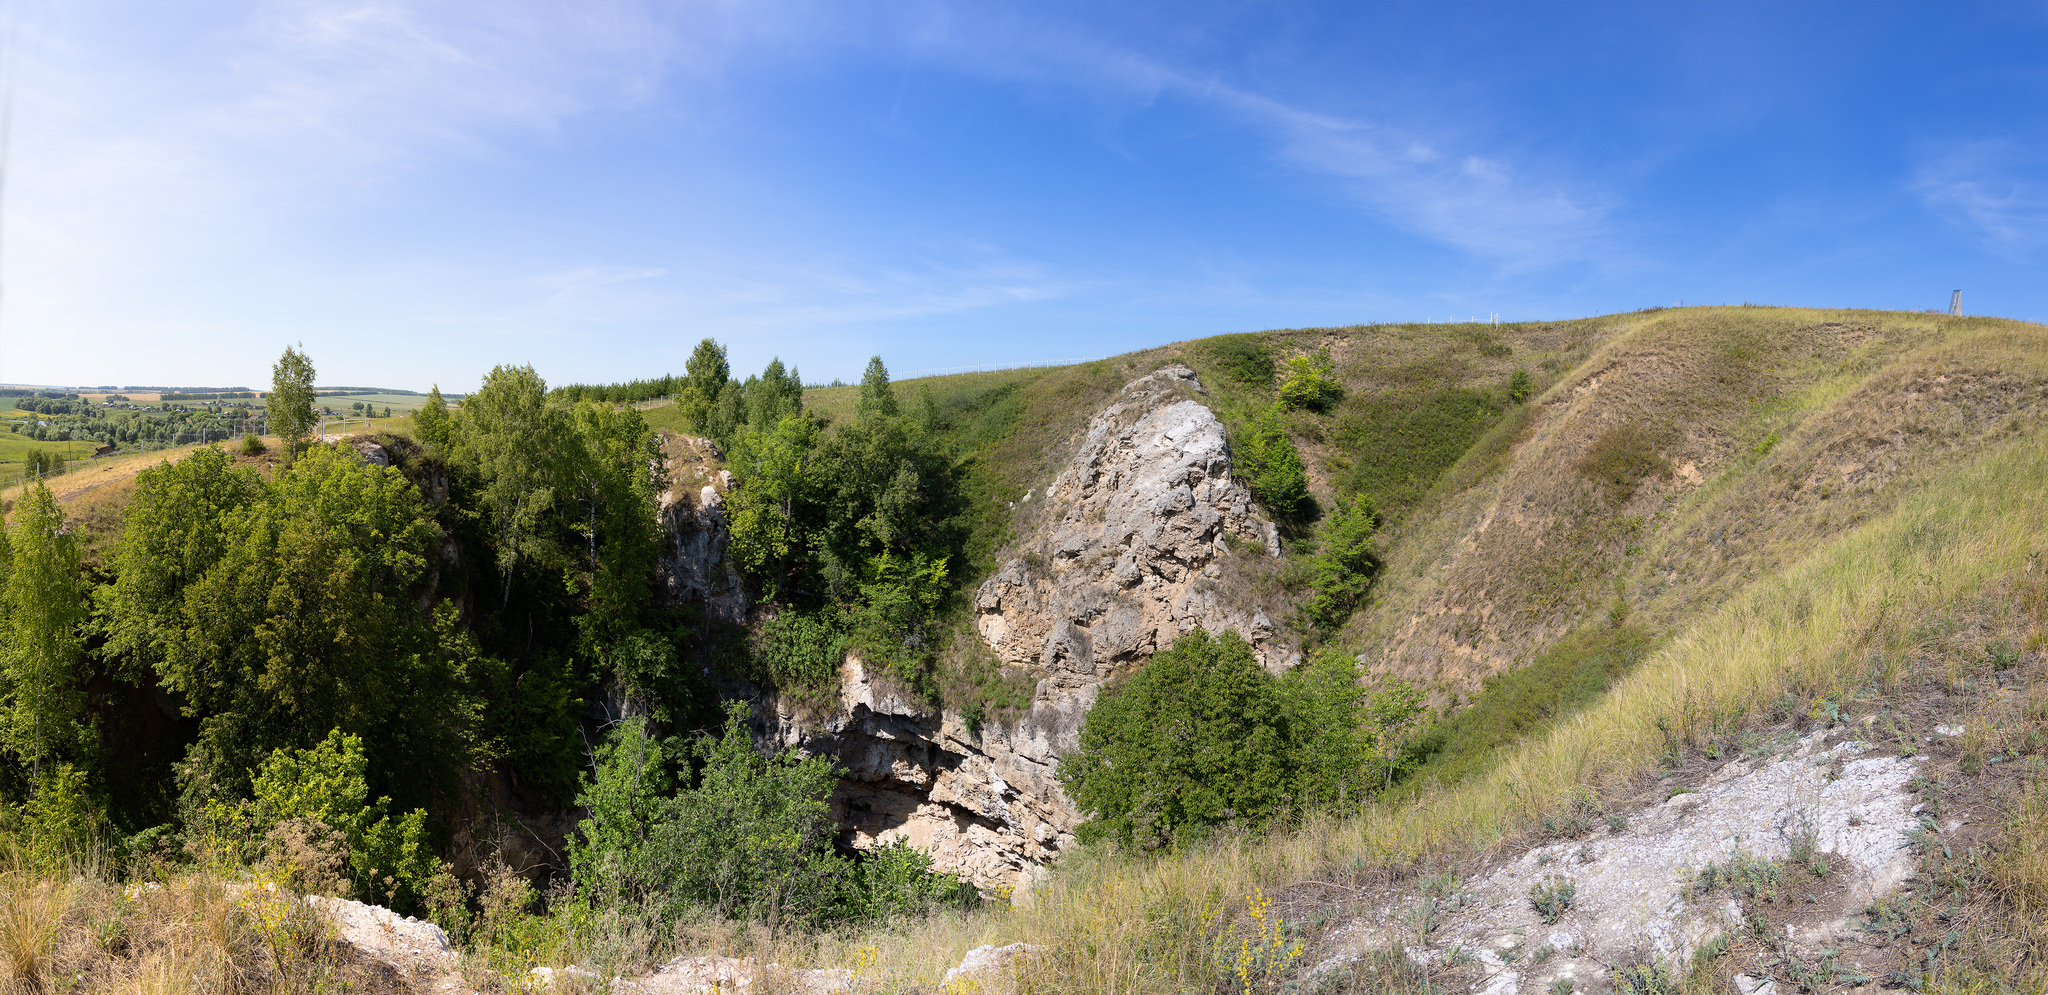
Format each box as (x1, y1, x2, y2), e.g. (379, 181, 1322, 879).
(973, 363, 1284, 673)
(656, 434, 748, 624)
(745, 365, 1287, 891)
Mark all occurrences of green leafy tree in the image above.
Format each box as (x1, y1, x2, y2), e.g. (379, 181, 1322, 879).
(1231, 409, 1310, 524)
(238, 729, 436, 908)
(22, 451, 65, 478)
(20, 763, 101, 870)
(1365, 677, 1427, 790)
(1057, 629, 1293, 848)
(679, 338, 731, 433)
(856, 355, 898, 420)
(1301, 497, 1379, 631)
(566, 716, 675, 906)
(269, 344, 318, 465)
(1277, 348, 1344, 411)
(455, 364, 570, 607)
(745, 359, 805, 436)
(808, 414, 962, 594)
(2, 482, 87, 775)
(106, 447, 266, 681)
(563, 402, 684, 717)
(725, 414, 821, 598)
(567, 402, 663, 637)
(1278, 648, 1370, 806)
(413, 384, 453, 454)
(139, 445, 462, 809)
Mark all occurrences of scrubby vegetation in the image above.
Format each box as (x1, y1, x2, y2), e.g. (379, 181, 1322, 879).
(1056, 632, 1417, 849)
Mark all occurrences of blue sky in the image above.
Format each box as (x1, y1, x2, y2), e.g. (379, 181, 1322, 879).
(3, 1, 2044, 391)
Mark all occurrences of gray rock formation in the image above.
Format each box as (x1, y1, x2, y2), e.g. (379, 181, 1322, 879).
(974, 363, 1283, 673)
(758, 656, 1080, 891)
(750, 365, 1287, 891)
(656, 434, 748, 624)
(1310, 730, 1925, 994)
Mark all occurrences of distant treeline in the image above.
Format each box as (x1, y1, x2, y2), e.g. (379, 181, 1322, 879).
(553, 374, 849, 404)
(16, 397, 93, 415)
(159, 392, 258, 402)
(550, 374, 682, 404)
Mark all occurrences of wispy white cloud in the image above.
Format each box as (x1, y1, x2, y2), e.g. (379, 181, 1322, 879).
(0, 1, 698, 382)
(535, 265, 668, 305)
(1913, 141, 2048, 253)
(912, 27, 1615, 267)
(1220, 88, 1610, 267)
(437, 248, 1075, 333)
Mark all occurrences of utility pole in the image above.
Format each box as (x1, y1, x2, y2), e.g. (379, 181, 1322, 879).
(1950, 290, 1962, 316)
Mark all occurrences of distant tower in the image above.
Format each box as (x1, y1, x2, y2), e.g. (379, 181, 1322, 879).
(1950, 290, 1962, 316)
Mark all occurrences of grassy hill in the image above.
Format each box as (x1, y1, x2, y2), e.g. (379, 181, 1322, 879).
(760, 306, 2048, 991)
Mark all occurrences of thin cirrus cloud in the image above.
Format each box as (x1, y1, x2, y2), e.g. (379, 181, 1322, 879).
(953, 31, 1616, 269)
(1227, 91, 1612, 268)
(1913, 142, 2048, 253)
(535, 266, 670, 306)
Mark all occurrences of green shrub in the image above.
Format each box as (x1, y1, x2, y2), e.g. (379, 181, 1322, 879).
(1204, 334, 1274, 389)
(1299, 498, 1378, 631)
(17, 763, 103, 870)
(212, 729, 437, 910)
(839, 837, 978, 921)
(1528, 874, 1575, 924)
(1058, 630, 1294, 849)
(750, 610, 847, 692)
(1059, 629, 1409, 847)
(1506, 368, 1534, 404)
(569, 703, 972, 928)
(1230, 409, 1311, 524)
(1279, 648, 1372, 807)
(22, 450, 66, 477)
(238, 433, 267, 456)
(1577, 424, 1673, 503)
(1277, 349, 1343, 411)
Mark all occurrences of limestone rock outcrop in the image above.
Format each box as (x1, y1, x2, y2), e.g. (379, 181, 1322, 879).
(757, 655, 1082, 891)
(755, 365, 1287, 891)
(974, 363, 1283, 674)
(656, 434, 748, 624)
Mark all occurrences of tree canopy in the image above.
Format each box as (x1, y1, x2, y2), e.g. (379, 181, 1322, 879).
(269, 344, 317, 463)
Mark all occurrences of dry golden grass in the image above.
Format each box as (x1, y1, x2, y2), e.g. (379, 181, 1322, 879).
(0, 436, 285, 510)
(0, 858, 411, 995)
(1349, 309, 2048, 694)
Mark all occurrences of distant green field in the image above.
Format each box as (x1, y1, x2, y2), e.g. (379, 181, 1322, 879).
(312, 393, 437, 415)
(0, 433, 104, 466)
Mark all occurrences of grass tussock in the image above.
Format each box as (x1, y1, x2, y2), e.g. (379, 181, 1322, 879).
(0, 857, 410, 995)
